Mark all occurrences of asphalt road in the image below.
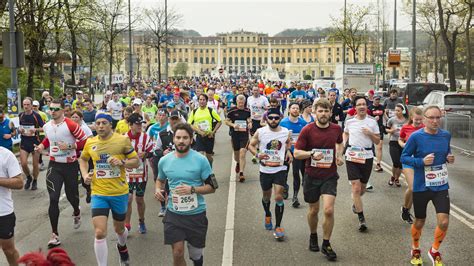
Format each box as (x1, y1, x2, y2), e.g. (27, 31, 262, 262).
(2, 121, 474, 265)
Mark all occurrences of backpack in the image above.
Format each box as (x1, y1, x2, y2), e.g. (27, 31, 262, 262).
(191, 107, 218, 130)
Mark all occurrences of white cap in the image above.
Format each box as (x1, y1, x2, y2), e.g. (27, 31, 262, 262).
(76, 90, 83, 94)
(133, 98, 142, 105)
(106, 91, 113, 96)
(32, 100, 40, 106)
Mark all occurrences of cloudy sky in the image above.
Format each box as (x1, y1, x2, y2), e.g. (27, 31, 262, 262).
(136, 0, 412, 36)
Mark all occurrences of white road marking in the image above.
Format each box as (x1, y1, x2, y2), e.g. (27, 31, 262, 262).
(380, 160, 474, 229)
(222, 156, 237, 266)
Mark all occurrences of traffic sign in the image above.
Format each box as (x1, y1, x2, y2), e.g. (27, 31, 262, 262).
(376, 63, 382, 73)
(388, 49, 401, 66)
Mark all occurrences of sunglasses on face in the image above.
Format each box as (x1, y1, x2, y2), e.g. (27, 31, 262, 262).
(267, 116, 280, 121)
(50, 107, 62, 112)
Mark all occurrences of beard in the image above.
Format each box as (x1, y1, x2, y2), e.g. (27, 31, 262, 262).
(268, 122, 279, 129)
(317, 116, 329, 125)
(176, 144, 191, 153)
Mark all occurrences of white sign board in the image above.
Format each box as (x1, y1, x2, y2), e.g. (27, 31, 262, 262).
(344, 64, 374, 75)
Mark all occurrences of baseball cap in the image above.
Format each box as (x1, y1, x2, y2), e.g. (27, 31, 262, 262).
(133, 98, 142, 105)
(368, 89, 375, 95)
(166, 102, 175, 108)
(127, 113, 145, 124)
(32, 100, 40, 106)
(169, 110, 181, 118)
(76, 90, 83, 94)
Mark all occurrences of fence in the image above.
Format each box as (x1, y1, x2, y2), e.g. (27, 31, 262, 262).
(442, 112, 474, 156)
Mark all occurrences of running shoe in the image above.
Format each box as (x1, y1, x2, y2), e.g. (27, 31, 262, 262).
(252, 156, 258, 164)
(238, 174, 245, 183)
(388, 176, 395, 186)
(264, 216, 273, 230)
(73, 213, 81, 229)
(125, 224, 131, 232)
(410, 249, 423, 265)
(292, 196, 300, 208)
(358, 217, 368, 232)
(24, 176, 32, 190)
(117, 243, 130, 265)
(395, 178, 401, 187)
(235, 163, 240, 173)
(374, 163, 383, 172)
(48, 233, 61, 248)
(31, 179, 38, 190)
(366, 183, 374, 192)
(309, 234, 319, 252)
(401, 207, 414, 224)
(321, 244, 337, 261)
(273, 227, 285, 241)
(138, 222, 147, 234)
(158, 207, 166, 217)
(428, 248, 443, 266)
(40, 162, 46, 171)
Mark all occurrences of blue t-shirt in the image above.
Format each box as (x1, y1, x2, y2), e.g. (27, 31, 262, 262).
(83, 110, 97, 125)
(147, 122, 168, 140)
(280, 117, 308, 152)
(159, 94, 174, 104)
(306, 88, 316, 101)
(158, 150, 213, 215)
(289, 90, 308, 100)
(0, 118, 13, 150)
(401, 128, 451, 192)
(225, 92, 236, 110)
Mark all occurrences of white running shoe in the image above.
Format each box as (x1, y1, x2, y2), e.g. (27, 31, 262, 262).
(73, 209, 81, 229)
(48, 233, 61, 248)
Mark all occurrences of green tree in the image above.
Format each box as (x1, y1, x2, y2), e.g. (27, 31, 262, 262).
(173, 62, 188, 77)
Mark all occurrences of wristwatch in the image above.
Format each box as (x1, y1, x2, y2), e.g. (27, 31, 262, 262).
(310, 150, 316, 157)
(191, 186, 196, 194)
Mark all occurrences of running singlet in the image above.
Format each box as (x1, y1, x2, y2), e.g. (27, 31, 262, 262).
(142, 105, 158, 123)
(41, 118, 87, 163)
(247, 96, 269, 120)
(344, 117, 380, 159)
(257, 126, 289, 174)
(126, 131, 153, 183)
(19, 111, 44, 139)
(81, 133, 137, 196)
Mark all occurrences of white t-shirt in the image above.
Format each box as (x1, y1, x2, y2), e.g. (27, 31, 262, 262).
(344, 116, 380, 158)
(107, 100, 123, 121)
(0, 147, 22, 216)
(247, 95, 269, 120)
(81, 120, 94, 137)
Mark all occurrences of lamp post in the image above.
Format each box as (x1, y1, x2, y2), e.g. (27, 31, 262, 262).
(128, 0, 133, 89)
(8, 0, 19, 112)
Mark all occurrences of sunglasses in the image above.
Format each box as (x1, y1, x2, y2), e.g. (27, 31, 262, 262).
(50, 107, 62, 112)
(267, 116, 280, 121)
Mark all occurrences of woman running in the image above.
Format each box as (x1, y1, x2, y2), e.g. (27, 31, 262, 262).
(386, 103, 408, 187)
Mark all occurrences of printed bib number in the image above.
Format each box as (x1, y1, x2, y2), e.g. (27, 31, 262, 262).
(197, 120, 210, 132)
(345, 146, 369, 164)
(112, 109, 122, 120)
(95, 163, 121, 179)
(424, 164, 449, 187)
(311, 149, 334, 168)
(21, 125, 35, 136)
(234, 120, 247, 132)
(291, 133, 299, 146)
(251, 106, 264, 119)
(50, 142, 68, 157)
(171, 191, 198, 212)
(262, 150, 283, 167)
(126, 160, 144, 180)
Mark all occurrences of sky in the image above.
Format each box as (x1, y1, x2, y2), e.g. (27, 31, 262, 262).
(136, 0, 413, 36)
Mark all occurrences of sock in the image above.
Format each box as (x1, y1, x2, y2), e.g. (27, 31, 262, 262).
(432, 226, 447, 251)
(117, 228, 128, 246)
(239, 172, 243, 176)
(310, 233, 318, 239)
(357, 212, 364, 220)
(94, 238, 108, 266)
(322, 239, 330, 247)
(275, 200, 284, 227)
(262, 198, 271, 217)
(192, 255, 203, 266)
(139, 218, 144, 223)
(411, 225, 422, 249)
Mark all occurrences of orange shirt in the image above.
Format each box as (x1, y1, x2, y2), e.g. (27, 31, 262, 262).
(264, 87, 275, 96)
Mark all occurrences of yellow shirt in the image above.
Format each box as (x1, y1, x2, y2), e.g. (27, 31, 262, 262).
(187, 107, 221, 133)
(81, 133, 137, 196)
(115, 119, 129, 135)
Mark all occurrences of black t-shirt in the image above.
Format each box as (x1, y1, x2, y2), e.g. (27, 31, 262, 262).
(227, 107, 251, 136)
(331, 102, 344, 124)
(19, 111, 44, 139)
(368, 104, 385, 127)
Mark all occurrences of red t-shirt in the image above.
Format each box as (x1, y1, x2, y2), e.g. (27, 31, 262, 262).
(347, 107, 373, 117)
(399, 124, 425, 141)
(295, 123, 343, 180)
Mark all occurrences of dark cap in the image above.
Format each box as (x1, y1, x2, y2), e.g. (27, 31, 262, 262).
(168, 110, 181, 118)
(127, 113, 145, 124)
(267, 108, 282, 117)
(374, 95, 382, 100)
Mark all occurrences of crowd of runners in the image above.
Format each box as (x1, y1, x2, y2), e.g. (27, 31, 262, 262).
(0, 78, 455, 266)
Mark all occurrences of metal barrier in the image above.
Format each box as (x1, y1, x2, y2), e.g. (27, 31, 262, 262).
(442, 112, 473, 156)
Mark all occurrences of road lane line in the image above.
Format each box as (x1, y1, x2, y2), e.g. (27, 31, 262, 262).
(380, 160, 474, 229)
(222, 156, 237, 266)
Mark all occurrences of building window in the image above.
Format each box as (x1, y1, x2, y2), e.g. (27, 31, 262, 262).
(235, 57, 238, 65)
(200, 49, 203, 53)
(252, 57, 256, 65)
(336, 47, 340, 51)
(328, 48, 332, 52)
(247, 36, 250, 42)
(247, 48, 250, 53)
(303, 49, 306, 52)
(200, 57, 203, 64)
(179, 48, 182, 53)
(253, 48, 256, 53)
(229, 57, 232, 65)
(336, 58, 340, 63)
(223, 57, 226, 64)
(247, 57, 250, 65)
(309, 49, 312, 52)
(320, 70, 325, 76)
(297, 58, 300, 63)
(258, 57, 262, 64)
(241, 57, 244, 65)
(297, 49, 300, 53)
(211, 57, 215, 64)
(328, 58, 332, 63)
(185, 49, 188, 53)
(173, 48, 176, 52)
(241, 36, 244, 42)
(276, 49, 279, 53)
(264, 57, 268, 64)
(185, 58, 188, 63)
(194, 49, 197, 53)
(288, 49, 291, 53)
(235, 48, 238, 53)
(287, 57, 291, 63)
(241, 48, 244, 53)
(173, 58, 176, 63)
(303, 58, 306, 63)
(206, 49, 209, 53)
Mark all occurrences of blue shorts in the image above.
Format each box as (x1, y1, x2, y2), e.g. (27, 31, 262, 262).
(91, 194, 128, 221)
(402, 164, 414, 169)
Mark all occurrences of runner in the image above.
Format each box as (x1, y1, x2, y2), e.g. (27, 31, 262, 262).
(294, 98, 344, 261)
(34, 99, 88, 248)
(0, 107, 16, 151)
(141, 95, 159, 126)
(107, 92, 123, 129)
(125, 113, 153, 234)
(225, 95, 252, 182)
(300, 100, 315, 124)
(386, 104, 408, 187)
(79, 113, 140, 266)
(247, 86, 269, 163)
(248, 108, 292, 241)
(188, 94, 222, 166)
(83, 99, 97, 135)
(401, 106, 454, 266)
(115, 107, 134, 135)
(328, 90, 343, 124)
(343, 96, 380, 232)
(0, 146, 23, 265)
(399, 107, 425, 224)
(367, 95, 385, 172)
(280, 102, 307, 208)
(155, 123, 217, 266)
(383, 89, 403, 120)
(19, 97, 45, 190)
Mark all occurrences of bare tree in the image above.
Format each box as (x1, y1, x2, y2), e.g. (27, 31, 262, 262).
(141, 6, 182, 81)
(77, 25, 104, 100)
(330, 3, 371, 63)
(463, 0, 472, 92)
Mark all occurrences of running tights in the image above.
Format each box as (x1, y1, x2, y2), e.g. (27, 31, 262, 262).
(292, 159, 305, 197)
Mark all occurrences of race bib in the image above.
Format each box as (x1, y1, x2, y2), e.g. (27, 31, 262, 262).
(311, 149, 334, 168)
(171, 190, 198, 212)
(262, 150, 283, 167)
(197, 120, 211, 132)
(251, 106, 264, 119)
(21, 125, 35, 136)
(112, 109, 122, 120)
(95, 162, 121, 179)
(126, 160, 144, 181)
(234, 120, 247, 132)
(50, 142, 69, 158)
(345, 146, 370, 164)
(291, 133, 299, 146)
(296, 95, 304, 99)
(424, 164, 449, 187)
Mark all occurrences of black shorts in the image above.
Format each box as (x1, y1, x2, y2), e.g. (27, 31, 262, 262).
(20, 137, 40, 153)
(163, 210, 208, 248)
(194, 135, 215, 154)
(413, 190, 450, 219)
(250, 119, 262, 136)
(259, 170, 287, 191)
(346, 158, 373, 184)
(231, 135, 249, 151)
(128, 181, 147, 197)
(303, 175, 338, 204)
(112, 119, 119, 130)
(389, 141, 403, 168)
(0, 212, 16, 239)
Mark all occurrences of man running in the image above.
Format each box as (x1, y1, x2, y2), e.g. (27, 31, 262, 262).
(367, 95, 385, 172)
(247, 86, 269, 163)
(155, 123, 217, 266)
(248, 108, 292, 241)
(79, 113, 140, 266)
(124, 113, 153, 234)
(343, 96, 380, 232)
(401, 106, 454, 266)
(107, 92, 123, 129)
(225, 95, 252, 182)
(0, 146, 23, 265)
(35, 99, 88, 248)
(19, 97, 45, 190)
(294, 99, 344, 261)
